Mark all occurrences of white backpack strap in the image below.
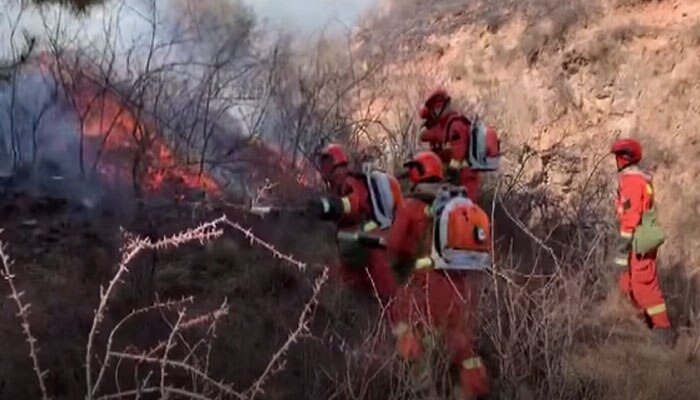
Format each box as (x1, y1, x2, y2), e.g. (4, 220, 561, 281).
(362, 163, 394, 229)
(468, 117, 500, 171)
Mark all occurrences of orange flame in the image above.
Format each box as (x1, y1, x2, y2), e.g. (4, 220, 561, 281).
(29, 51, 319, 199)
(74, 87, 222, 196)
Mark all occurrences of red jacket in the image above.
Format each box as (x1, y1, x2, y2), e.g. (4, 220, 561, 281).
(614, 167, 655, 261)
(420, 112, 480, 200)
(420, 111, 465, 165)
(329, 172, 403, 234)
(387, 191, 434, 265)
(330, 174, 373, 232)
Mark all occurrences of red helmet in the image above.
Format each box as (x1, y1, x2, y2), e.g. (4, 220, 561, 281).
(317, 143, 349, 178)
(419, 89, 451, 119)
(403, 151, 444, 184)
(611, 138, 642, 169)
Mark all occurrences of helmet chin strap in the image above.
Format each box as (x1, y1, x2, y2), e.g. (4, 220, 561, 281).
(616, 157, 636, 171)
(432, 101, 449, 120)
(616, 158, 626, 171)
(424, 100, 450, 128)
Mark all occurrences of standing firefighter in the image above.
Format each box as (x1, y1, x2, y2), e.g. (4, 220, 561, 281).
(418, 89, 501, 201)
(387, 151, 491, 399)
(611, 138, 675, 345)
(306, 143, 402, 305)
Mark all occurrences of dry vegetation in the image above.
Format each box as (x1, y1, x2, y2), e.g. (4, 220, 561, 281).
(2, 0, 700, 399)
(353, 0, 700, 398)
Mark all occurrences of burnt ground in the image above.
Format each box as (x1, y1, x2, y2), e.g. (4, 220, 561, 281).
(0, 182, 396, 400)
(2, 173, 700, 400)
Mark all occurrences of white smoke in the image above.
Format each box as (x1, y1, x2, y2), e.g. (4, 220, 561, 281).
(0, 0, 264, 204)
(243, 0, 378, 35)
(0, 0, 379, 206)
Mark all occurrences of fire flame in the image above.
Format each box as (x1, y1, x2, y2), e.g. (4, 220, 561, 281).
(75, 88, 222, 196)
(29, 51, 319, 200)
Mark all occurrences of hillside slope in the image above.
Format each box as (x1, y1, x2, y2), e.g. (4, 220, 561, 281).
(360, 0, 700, 274)
(353, 0, 700, 398)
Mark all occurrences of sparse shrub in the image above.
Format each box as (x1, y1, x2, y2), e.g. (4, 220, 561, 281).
(519, 0, 598, 66)
(611, 0, 659, 10)
(687, 20, 700, 46)
(609, 21, 647, 43)
(485, 10, 507, 33)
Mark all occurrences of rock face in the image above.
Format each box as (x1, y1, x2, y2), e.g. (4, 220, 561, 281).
(357, 0, 700, 270)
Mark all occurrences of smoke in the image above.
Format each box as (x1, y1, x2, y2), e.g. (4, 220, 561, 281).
(0, 71, 103, 205)
(0, 0, 369, 209)
(0, 0, 266, 206)
(242, 0, 379, 35)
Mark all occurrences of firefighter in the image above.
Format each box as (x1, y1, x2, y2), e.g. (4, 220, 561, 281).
(387, 151, 491, 399)
(305, 143, 402, 306)
(611, 138, 675, 345)
(418, 89, 500, 202)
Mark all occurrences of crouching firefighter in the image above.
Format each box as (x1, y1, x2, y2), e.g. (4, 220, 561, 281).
(418, 89, 501, 201)
(611, 138, 675, 346)
(305, 143, 403, 305)
(387, 151, 491, 399)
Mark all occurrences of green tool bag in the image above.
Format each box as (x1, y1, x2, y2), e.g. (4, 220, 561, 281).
(337, 234, 370, 270)
(632, 209, 666, 255)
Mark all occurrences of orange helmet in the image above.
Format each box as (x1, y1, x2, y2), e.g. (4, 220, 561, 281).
(419, 89, 451, 119)
(317, 143, 349, 178)
(403, 151, 444, 184)
(611, 138, 642, 169)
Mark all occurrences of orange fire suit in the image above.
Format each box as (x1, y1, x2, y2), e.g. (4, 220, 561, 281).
(386, 189, 490, 398)
(325, 173, 399, 306)
(614, 167, 670, 329)
(420, 112, 480, 201)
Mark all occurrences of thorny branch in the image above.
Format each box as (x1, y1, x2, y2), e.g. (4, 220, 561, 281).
(92, 297, 197, 396)
(0, 232, 50, 400)
(159, 310, 184, 400)
(86, 220, 224, 398)
(109, 352, 243, 399)
(245, 267, 329, 399)
(81, 213, 318, 399)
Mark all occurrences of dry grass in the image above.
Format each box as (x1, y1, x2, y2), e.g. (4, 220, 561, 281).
(4, 0, 700, 398)
(2, 151, 700, 400)
(610, 0, 659, 10)
(354, 0, 700, 397)
(686, 20, 700, 46)
(0, 209, 331, 399)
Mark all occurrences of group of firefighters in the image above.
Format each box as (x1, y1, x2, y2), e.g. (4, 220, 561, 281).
(295, 89, 674, 399)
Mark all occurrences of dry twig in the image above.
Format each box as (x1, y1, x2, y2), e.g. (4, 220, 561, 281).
(0, 233, 50, 400)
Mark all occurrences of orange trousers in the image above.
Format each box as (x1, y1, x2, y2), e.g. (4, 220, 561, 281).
(332, 248, 398, 307)
(618, 251, 670, 329)
(390, 269, 489, 397)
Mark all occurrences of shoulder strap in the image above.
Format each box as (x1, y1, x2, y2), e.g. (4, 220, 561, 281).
(619, 167, 655, 210)
(444, 114, 471, 145)
(360, 163, 396, 229)
(469, 116, 486, 156)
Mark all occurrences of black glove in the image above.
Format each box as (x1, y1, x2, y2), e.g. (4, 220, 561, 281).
(612, 252, 629, 274)
(391, 259, 415, 285)
(356, 234, 386, 249)
(615, 233, 632, 253)
(306, 197, 343, 221)
(446, 167, 461, 185)
(612, 234, 632, 273)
